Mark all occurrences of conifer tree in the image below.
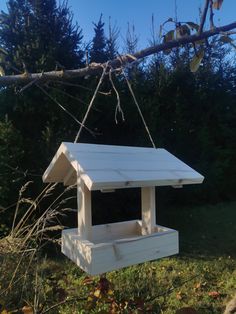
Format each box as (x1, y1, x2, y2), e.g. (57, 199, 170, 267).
(90, 14, 107, 63)
(106, 17, 119, 60)
(0, 0, 83, 73)
(0, 0, 85, 208)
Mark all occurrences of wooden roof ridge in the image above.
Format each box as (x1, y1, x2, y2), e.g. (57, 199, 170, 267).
(43, 142, 204, 190)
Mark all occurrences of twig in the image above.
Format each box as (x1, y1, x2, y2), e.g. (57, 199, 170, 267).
(49, 85, 89, 106)
(108, 68, 125, 123)
(55, 80, 111, 95)
(18, 75, 43, 93)
(210, 0, 215, 29)
(4, 163, 42, 177)
(40, 297, 87, 314)
(74, 63, 109, 143)
(147, 274, 200, 302)
(1, 21, 236, 86)
(220, 31, 236, 35)
(36, 84, 96, 137)
(199, 0, 210, 34)
(48, 86, 101, 113)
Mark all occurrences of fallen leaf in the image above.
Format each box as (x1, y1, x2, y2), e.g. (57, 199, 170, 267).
(94, 289, 101, 298)
(176, 292, 183, 300)
(22, 306, 33, 314)
(195, 282, 201, 290)
(208, 291, 221, 299)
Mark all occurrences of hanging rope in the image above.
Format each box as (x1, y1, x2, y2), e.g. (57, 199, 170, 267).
(122, 68, 157, 148)
(74, 63, 108, 143)
(27, 59, 156, 148)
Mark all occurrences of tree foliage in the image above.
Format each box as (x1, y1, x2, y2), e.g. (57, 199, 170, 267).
(0, 0, 83, 73)
(0, 0, 235, 220)
(90, 14, 107, 63)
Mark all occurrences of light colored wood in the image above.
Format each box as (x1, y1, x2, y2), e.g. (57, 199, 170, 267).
(141, 187, 156, 235)
(90, 220, 140, 243)
(61, 221, 178, 275)
(77, 170, 92, 240)
(63, 167, 76, 186)
(43, 142, 204, 190)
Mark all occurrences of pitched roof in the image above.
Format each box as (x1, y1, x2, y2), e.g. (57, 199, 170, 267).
(43, 142, 204, 190)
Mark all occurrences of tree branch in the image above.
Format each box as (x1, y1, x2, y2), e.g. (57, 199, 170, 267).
(0, 21, 235, 87)
(198, 0, 210, 33)
(209, 0, 215, 29)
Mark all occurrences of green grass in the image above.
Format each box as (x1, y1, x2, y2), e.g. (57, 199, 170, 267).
(53, 201, 236, 313)
(1, 201, 236, 313)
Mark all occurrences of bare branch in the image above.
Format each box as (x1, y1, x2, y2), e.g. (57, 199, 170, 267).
(0, 21, 235, 87)
(210, 0, 215, 29)
(36, 84, 96, 137)
(199, 0, 210, 33)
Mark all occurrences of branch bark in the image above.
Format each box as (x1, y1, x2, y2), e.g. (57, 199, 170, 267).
(198, 0, 210, 33)
(0, 21, 235, 87)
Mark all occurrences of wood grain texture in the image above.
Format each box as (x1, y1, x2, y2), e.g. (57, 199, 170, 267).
(141, 187, 156, 235)
(43, 142, 204, 190)
(62, 220, 179, 275)
(77, 172, 92, 240)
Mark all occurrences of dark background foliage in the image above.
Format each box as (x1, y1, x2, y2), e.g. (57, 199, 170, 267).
(0, 0, 236, 230)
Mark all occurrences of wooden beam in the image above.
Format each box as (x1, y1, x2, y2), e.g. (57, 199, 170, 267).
(77, 173, 92, 240)
(141, 187, 156, 235)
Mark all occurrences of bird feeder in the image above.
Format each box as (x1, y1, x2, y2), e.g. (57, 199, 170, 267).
(43, 142, 204, 275)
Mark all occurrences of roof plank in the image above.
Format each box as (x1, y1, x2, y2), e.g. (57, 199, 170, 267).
(43, 142, 204, 190)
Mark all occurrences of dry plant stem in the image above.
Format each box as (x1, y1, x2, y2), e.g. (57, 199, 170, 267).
(5, 246, 36, 293)
(122, 69, 156, 149)
(0, 21, 236, 86)
(11, 181, 33, 233)
(147, 274, 200, 302)
(13, 183, 56, 236)
(40, 297, 87, 314)
(198, 0, 210, 33)
(74, 63, 108, 143)
(34, 263, 39, 313)
(18, 187, 68, 247)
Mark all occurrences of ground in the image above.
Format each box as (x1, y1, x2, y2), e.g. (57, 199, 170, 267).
(0, 201, 236, 313)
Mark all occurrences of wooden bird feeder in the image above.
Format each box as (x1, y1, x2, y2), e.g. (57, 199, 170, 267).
(43, 142, 204, 275)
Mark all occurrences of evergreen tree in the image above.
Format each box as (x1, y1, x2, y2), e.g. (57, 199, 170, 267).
(90, 14, 107, 63)
(0, 0, 83, 73)
(106, 17, 119, 60)
(124, 23, 138, 54)
(0, 0, 85, 209)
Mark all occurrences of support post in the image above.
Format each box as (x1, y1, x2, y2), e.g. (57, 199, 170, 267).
(77, 173, 92, 240)
(141, 187, 156, 235)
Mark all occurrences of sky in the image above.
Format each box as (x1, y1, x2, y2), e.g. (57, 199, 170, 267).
(0, 0, 235, 49)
